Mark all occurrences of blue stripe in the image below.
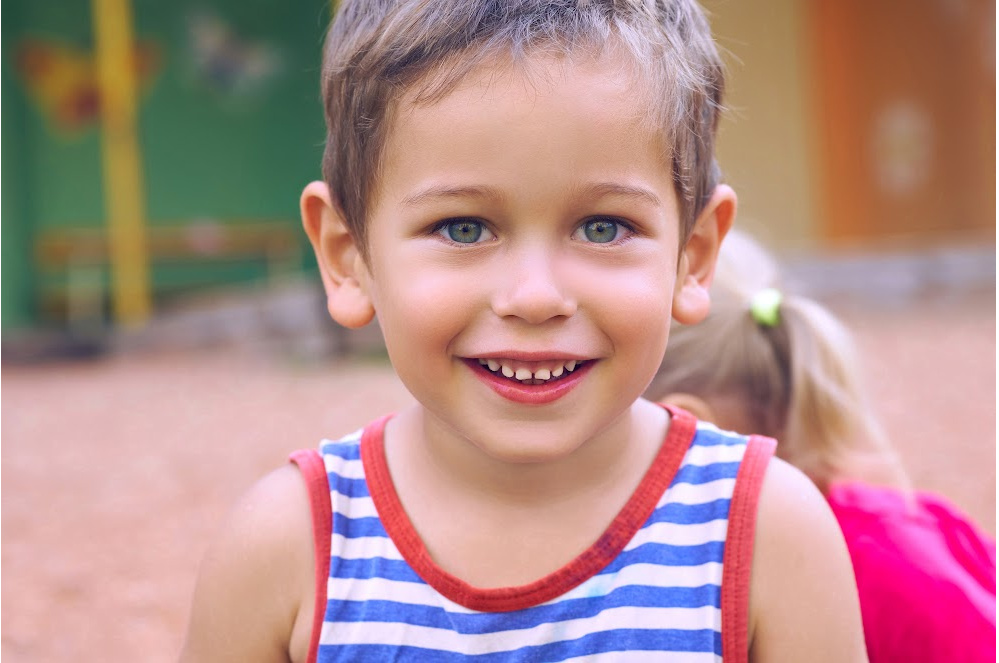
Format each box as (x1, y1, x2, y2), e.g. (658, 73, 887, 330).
(691, 428, 747, 447)
(318, 628, 720, 661)
(647, 498, 732, 525)
(329, 583, 721, 631)
(671, 460, 741, 485)
(332, 516, 388, 547)
(319, 440, 362, 460)
(605, 540, 725, 571)
(327, 475, 371, 499)
(331, 544, 723, 586)
(329, 541, 723, 594)
(333, 514, 392, 539)
(333, 541, 723, 584)
(328, 498, 730, 542)
(332, 556, 425, 582)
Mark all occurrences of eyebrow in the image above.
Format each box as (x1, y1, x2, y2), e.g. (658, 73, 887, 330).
(401, 185, 503, 207)
(400, 181, 664, 208)
(573, 182, 664, 208)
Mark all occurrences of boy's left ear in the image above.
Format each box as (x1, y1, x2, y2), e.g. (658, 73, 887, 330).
(672, 184, 736, 325)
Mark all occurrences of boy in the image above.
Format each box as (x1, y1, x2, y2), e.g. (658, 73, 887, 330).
(181, 1, 867, 661)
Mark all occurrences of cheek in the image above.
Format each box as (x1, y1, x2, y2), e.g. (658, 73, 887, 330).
(576, 263, 674, 369)
(370, 267, 476, 357)
(616, 288, 672, 367)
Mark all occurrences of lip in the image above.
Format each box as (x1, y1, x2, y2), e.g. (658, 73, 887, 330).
(463, 357, 594, 405)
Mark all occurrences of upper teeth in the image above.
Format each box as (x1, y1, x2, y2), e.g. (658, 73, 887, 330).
(477, 358, 581, 383)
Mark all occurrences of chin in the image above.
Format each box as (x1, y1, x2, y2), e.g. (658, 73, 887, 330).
(465, 418, 605, 465)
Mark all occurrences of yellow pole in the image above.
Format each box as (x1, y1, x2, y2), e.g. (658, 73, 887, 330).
(92, 0, 151, 325)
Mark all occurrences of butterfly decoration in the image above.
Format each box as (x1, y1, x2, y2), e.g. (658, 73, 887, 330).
(185, 11, 282, 99)
(15, 37, 161, 135)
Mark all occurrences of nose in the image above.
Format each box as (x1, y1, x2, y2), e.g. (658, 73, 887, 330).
(490, 248, 577, 324)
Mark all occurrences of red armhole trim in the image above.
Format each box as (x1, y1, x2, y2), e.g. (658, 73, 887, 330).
(289, 449, 331, 663)
(721, 435, 776, 663)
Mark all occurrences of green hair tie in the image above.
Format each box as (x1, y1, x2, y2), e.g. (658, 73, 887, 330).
(750, 288, 783, 327)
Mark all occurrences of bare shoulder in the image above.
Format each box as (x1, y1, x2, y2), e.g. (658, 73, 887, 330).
(180, 463, 316, 663)
(747, 458, 868, 663)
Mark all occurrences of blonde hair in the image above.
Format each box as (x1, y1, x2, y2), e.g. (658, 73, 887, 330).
(646, 231, 909, 491)
(320, 0, 726, 258)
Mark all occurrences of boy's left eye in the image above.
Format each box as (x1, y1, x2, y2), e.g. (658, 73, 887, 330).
(574, 217, 630, 244)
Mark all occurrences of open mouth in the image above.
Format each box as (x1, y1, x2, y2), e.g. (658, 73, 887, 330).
(474, 358, 587, 385)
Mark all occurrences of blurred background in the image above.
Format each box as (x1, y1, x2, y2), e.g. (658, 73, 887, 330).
(1, 0, 995, 661)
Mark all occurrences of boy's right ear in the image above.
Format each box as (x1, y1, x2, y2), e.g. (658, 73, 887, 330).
(300, 181, 375, 329)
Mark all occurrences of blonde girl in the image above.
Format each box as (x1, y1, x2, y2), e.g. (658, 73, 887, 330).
(647, 230, 996, 663)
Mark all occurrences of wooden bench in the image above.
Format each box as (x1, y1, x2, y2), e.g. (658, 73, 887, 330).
(35, 220, 303, 328)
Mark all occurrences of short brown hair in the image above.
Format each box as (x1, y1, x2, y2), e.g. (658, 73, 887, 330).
(320, 0, 725, 258)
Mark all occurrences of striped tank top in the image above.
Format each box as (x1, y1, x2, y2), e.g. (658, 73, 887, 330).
(291, 406, 774, 663)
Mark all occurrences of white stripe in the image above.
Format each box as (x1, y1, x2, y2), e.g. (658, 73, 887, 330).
(331, 533, 403, 560)
(321, 604, 720, 653)
(562, 561, 723, 601)
(326, 560, 724, 608)
(331, 492, 379, 519)
(682, 442, 746, 466)
(327, 575, 442, 606)
(693, 420, 742, 437)
(330, 520, 728, 559)
(664, 478, 736, 505)
(625, 518, 729, 549)
(323, 454, 366, 480)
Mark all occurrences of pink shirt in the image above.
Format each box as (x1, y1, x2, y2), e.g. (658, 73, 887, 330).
(827, 482, 996, 663)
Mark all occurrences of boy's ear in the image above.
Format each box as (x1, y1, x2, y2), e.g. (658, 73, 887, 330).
(301, 180, 375, 329)
(672, 184, 737, 325)
(659, 392, 717, 424)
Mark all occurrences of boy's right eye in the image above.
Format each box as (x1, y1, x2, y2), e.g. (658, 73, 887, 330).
(434, 218, 494, 244)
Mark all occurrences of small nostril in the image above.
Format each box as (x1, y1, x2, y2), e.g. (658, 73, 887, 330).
(491, 271, 576, 323)
(492, 290, 577, 323)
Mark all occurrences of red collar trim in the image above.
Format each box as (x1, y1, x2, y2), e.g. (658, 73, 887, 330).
(360, 406, 696, 612)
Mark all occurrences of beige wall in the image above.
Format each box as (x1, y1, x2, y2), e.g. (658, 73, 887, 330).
(703, 0, 819, 250)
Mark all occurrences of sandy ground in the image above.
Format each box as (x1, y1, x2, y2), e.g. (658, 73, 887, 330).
(2, 290, 995, 662)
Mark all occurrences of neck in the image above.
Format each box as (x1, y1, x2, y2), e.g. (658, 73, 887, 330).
(384, 400, 668, 506)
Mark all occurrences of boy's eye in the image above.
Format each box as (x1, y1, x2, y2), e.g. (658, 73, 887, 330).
(575, 218, 627, 244)
(436, 218, 492, 244)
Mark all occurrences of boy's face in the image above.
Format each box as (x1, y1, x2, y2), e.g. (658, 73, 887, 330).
(309, 52, 730, 463)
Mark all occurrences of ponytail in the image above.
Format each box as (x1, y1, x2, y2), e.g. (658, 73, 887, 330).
(772, 296, 907, 490)
(648, 231, 909, 491)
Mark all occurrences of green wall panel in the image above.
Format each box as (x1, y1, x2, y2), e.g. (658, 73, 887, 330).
(2, 0, 35, 329)
(134, 0, 328, 222)
(2, 0, 329, 327)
